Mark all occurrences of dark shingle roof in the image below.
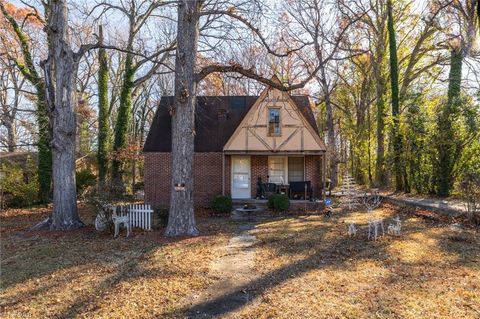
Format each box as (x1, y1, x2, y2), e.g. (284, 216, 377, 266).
(143, 95, 318, 152)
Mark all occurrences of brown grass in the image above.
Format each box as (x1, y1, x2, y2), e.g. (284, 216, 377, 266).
(1, 204, 479, 318)
(0, 205, 237, 318)
(232, 204, 480, 319)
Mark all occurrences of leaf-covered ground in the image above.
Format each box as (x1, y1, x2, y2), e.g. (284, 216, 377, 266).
(1, 204, 479, 318)
(232, 204, 480, 318)
(0, 206, 237, 318)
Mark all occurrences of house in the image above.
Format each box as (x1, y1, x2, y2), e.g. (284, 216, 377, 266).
(143, 79, 326, 207)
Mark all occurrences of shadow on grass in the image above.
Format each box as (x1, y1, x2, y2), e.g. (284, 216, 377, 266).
(181, 211, 392, 318)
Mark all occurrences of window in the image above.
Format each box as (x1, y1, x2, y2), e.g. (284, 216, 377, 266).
(288, 157, 304, 182)
(268, 108, 281, 136)
(268, 156, 286, 184)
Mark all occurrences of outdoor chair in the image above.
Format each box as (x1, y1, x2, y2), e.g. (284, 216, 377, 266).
(289, 181, 313, 200)
(263, 182, 278, 197)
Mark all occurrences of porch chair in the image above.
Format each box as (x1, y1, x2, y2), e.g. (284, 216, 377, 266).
(289, 181, 313, 200)
(263, 183, 278, 198)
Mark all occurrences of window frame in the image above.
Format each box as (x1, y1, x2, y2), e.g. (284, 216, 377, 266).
(267, 107, 281, 137)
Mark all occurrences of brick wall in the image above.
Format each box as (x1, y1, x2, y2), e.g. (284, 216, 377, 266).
(144, 152, 225, 207)
(144, 152, 325, 207)
(305, 154, 323, 198)
(251, 155, 269, 197)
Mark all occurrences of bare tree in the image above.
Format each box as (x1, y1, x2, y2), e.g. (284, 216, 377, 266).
(166, 0, 324, 236)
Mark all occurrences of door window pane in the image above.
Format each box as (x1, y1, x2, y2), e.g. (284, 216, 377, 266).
(288, 157, 304, 182)
(233, 173, 249, 189)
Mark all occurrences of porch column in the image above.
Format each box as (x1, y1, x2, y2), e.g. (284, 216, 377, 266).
(322, 152, 326, 200)
(222, 152, 225, 196)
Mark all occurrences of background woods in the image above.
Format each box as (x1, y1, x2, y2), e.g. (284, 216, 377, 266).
(0, 0, 479, 234)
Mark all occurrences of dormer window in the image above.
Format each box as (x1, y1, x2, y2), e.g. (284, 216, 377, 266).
(268, 108, 281, 136)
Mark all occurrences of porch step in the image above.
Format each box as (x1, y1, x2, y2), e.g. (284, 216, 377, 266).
(232, 199, 268, 209)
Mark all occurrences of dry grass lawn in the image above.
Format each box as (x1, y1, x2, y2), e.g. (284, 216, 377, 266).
(233, 204, 480, 319)
(1, 206, 237, 318)
(1, 203, 479, 318)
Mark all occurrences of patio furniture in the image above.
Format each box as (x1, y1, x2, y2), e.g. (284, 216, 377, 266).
(263, 182, 277, 197)
(289, 181, 313, 200)
(277, 184, 289, 195)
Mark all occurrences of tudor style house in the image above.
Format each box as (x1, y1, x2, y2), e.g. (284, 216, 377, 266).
(143, 78, 326, 207)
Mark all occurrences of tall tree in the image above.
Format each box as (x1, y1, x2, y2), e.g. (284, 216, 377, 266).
(387, 0, 405, 191)
(42, 0, 84, 229)
(166, 0, 321, 236)
(97, 25, 110, 187)
(0, 2, 52, 202)
(93, 0, 175, 191)
(435, 0, 478, 196)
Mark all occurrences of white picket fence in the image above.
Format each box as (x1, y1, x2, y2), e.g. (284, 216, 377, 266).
(115, 204, 154, 231)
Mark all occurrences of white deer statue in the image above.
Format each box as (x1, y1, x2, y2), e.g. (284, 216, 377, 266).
(388, 216, 401, 236)
(347, 223, 357, 237)
(112, 206, 131, 237)
(368, 219, 384, 241)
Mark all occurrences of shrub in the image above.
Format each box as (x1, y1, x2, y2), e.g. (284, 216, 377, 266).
(459, 172, 480, 225)
(133, 181, 144, 192)
(76, 169, 97, 193)
(0, 158, 39, 208)
(210, 195, 232, 213)
(155, 208, 169, 227)
(268, 194, 290, 211)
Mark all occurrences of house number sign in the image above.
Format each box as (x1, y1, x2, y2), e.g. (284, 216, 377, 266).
(174, 183, 185, 191)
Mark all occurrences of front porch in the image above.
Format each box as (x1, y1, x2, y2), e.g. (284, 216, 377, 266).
(222, 153, 326, 201)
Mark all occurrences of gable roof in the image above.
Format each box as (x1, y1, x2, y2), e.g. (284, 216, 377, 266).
(143, 95, 319, 152)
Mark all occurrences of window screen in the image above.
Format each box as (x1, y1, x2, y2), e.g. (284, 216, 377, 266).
(268, 157, 285, 184)
(288, 157, 304, 182)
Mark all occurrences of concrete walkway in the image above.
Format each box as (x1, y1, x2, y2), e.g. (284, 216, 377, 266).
(381, 192, 467, 217)
(187, 222, 259, 318)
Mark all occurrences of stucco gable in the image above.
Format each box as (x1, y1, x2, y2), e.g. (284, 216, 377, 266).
(223, 82, 326, 153)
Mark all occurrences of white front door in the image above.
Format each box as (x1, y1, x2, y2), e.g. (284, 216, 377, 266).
(231, 156, 251, 199)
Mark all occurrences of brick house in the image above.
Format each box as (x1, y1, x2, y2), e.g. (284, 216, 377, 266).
(143, 80, 326, 207)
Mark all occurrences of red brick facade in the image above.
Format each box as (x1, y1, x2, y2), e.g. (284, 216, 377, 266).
(144, 153, 324, 207)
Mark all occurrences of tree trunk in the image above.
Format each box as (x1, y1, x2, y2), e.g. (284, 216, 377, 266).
(436, 48, 463, 197)
(111, 53, 135, 192)
(320, 72, 338, 189)
(387, 0, 405, 191)
(373, 30, 387, 186)
(165, 0, 201, 237)
(45, 0, 83, 230)
(97, 25, 110, 188)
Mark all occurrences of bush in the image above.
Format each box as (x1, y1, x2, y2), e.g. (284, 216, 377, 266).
(210, 195, 232, 213)
(0, 158, 39, 208)
(155, 208, 169, 227)
(76, 169, 97, 193)
(133, 181, 144, 192)
(459, 172, 480, 225)
(268, 194, 290, 211)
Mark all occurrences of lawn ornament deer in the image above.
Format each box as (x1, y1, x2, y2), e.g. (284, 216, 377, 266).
(368, 219, 384, 241)
(112, 206, 130, 237)
(347, 223, 357, 237)
(363, 191, 382, 213)
(388, 216, 401, 236)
